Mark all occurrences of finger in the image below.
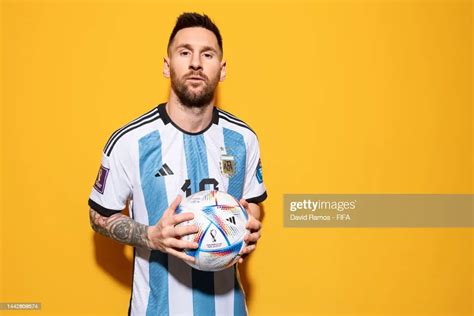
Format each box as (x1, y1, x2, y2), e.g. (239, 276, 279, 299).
(168, 238, 199, 250)
(237, 253, 248, 264)
(241, 244, 256, 255)
(163, 195, 182, 222)
(239, 199, 249, 210)
(174, 224, 199, 237)
(171, 212, 195, 225)
(246, 218, 261, 231)
(167, 248, 196, 264)
(244, 231, 260, 244)
(170, 195, 182, 212)
(159, 225, 178, 239)
(163, 195, 182, 216)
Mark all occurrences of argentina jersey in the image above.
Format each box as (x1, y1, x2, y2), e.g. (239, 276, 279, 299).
(88, 103, 267, 316)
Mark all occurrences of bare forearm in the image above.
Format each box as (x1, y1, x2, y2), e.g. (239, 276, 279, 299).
(89, 208, 151, 249)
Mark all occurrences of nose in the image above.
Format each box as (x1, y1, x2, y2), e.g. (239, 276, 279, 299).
(189, 53, 202, 71)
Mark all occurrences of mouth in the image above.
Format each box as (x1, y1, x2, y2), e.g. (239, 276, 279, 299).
(186, 77, 205, 81)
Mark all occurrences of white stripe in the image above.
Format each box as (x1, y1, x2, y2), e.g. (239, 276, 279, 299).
(235, 267, 249, 315)
(164, 130, 194, 316)
(130, 247, 151, 316)
(206, 125, 236, 315)
(204, 127, 229, 193)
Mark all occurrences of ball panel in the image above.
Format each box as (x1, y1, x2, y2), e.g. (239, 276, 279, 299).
(199, 222, 229, 250)
(176, 190, 249, 272)
(196, 240, 245, 272)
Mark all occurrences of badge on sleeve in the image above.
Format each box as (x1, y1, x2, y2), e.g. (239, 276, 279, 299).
(256, 159, 263, 184)
(94, 165, 110, 194)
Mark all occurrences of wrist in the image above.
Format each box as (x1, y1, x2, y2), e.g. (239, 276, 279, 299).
(145, 226, 154, 250)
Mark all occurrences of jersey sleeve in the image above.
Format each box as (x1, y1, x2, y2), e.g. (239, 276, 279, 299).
(88, 147, 132, 217)
(242, 134, 267, 204)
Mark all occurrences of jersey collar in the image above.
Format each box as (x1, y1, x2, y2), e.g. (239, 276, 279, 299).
(157, 103, 219, 135)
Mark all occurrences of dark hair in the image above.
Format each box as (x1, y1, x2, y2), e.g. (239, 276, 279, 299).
(168, 12, 223, 54)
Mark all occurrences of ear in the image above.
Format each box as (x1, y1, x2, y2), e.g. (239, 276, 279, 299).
(163, 57, 170, 78)
(219, 60, 227, 82)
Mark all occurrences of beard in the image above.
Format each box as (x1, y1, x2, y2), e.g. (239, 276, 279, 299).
(170, 68, 219, 109)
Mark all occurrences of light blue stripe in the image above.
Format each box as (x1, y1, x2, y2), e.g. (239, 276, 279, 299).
(183, 134, 216, 316)
(223, 128, 246, 200)
(223, 129, 248, 315)
(139, 131, 169, 316)
(233, 265, 247, 316)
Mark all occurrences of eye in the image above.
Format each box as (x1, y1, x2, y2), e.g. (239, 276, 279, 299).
(203, 52, 214, 59)
(179, 50, 190, 56)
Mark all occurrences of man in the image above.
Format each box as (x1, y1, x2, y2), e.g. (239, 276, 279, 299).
(88, 12, 267, 316)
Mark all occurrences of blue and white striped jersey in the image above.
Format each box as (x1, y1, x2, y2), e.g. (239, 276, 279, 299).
(88, 103, 267, 316)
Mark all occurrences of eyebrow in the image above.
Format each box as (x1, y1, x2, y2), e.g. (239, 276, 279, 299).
(175, 43, 219, 54)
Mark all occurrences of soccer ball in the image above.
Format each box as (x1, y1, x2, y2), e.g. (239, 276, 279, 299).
(176, 190, 249, 272)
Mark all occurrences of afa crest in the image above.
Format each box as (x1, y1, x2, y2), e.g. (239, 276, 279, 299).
(220, 155, 236, 177)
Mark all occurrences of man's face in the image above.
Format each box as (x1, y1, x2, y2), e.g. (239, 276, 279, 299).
(164, 27, 226, 108)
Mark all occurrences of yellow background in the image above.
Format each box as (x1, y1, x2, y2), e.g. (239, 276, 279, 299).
(1, 0, 472, 315)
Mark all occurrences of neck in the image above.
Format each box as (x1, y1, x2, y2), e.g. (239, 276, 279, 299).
(166, 91, 215, 133)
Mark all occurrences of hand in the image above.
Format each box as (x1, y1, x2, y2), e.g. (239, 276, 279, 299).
(237, 199, 262, 264)
(147, 195, 199, 263)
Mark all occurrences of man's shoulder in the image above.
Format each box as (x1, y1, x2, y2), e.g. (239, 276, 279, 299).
(102, 105, 164, 157)
(215, 107, 258, 141)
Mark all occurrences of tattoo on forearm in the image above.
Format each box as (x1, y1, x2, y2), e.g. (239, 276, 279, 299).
(89, 209, 150, 249)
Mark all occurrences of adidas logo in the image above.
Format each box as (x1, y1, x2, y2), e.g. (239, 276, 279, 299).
(226, 216, 236, 225)
(155, 163, 174, 177)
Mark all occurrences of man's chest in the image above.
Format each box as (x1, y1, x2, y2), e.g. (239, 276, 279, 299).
(131, 131, 247, 198)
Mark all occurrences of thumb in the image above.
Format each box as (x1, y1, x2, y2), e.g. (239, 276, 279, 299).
(239, 198, 254, 219)
(239, 198, 250, 214)
(239, 198, 249, 209)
